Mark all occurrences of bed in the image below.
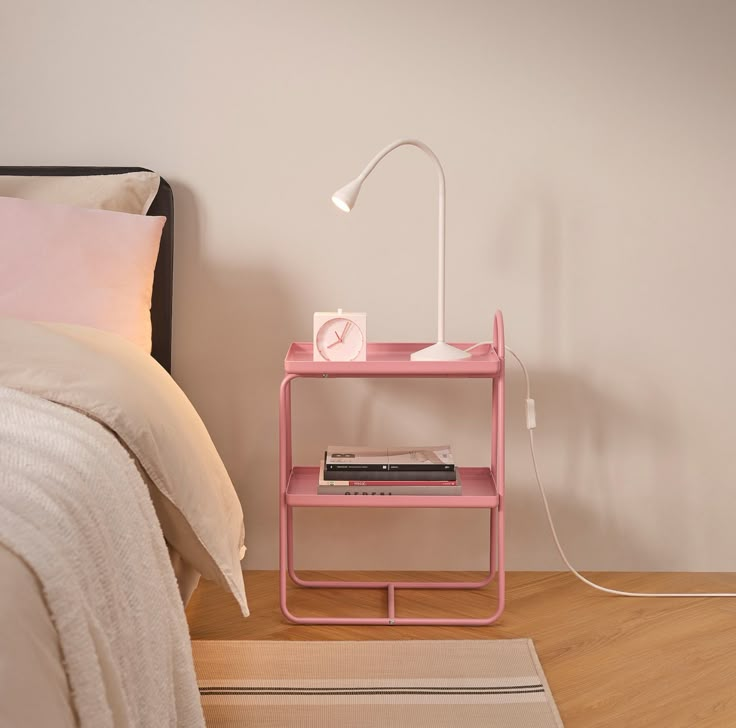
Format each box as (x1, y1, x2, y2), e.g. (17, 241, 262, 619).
(0, 168, 247, 728)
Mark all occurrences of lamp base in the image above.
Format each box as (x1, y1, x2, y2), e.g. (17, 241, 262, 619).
(410, 341, 471, 361)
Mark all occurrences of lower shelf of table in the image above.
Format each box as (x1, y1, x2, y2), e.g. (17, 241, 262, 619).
(284, 466, 498, 508)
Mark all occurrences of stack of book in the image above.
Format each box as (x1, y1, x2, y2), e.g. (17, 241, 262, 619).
(318, 445, 461, 496)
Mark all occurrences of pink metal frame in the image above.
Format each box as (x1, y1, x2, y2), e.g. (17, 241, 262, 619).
(278, 311, 505, 626)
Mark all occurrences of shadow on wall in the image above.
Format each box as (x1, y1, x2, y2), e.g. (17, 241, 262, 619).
(505, 365, 689, 571)
(164, 179, 348, 569)
(489, 187, 690, 569)
(487, 185, 566, 358)
(291, 362, 679, 572)
(166, 182, 281, 560)
(164, 180, 687, 572)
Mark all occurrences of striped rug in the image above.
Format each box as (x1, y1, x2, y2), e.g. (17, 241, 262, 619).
(193, 639, 564, 727)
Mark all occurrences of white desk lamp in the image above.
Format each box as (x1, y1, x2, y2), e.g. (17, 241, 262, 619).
(331, 138, 471, 361)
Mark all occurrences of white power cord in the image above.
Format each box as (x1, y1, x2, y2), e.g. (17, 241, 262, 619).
(467, 341, 736, 598)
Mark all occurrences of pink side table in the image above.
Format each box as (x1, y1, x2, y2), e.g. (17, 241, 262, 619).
(278, 311, 505, 626)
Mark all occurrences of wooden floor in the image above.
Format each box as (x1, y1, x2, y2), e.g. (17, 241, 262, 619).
(186, 570, 736, 728)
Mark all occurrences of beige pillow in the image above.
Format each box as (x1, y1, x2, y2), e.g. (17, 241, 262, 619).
(0, 171, 160, 214)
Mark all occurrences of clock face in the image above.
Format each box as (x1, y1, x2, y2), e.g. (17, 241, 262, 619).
(315, 317, 365, 361)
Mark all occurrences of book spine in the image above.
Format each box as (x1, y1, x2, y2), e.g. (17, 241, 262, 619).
(324, 463, 454, 473)
(321, 479, 458, 487)
(322, 469, 457, 482)
(317, 484, 462, 496)
(388, 463, 454, 472)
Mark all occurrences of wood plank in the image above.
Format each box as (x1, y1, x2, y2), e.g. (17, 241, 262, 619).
(186, 571, 736, 728)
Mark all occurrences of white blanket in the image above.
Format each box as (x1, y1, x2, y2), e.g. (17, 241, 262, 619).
(0, 386, 205, 727)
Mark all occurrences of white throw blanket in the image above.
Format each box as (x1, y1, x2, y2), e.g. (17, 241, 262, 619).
(0, 386, 205, 727)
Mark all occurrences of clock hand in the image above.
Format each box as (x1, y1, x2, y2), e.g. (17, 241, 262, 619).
(340, 321, 351, 340)
(327, 338, 342, 349)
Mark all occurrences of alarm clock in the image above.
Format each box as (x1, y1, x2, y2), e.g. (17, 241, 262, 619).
(313, 309, 367, 362)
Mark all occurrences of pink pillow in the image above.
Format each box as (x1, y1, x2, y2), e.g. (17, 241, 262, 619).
(0, 195, 165, 352)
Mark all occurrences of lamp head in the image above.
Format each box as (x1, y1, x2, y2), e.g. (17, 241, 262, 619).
(327, 137, 470, 360)
(331, 177, 363, 213)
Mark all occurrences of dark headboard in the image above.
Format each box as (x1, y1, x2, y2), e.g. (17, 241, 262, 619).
(0, 166, 174, 372)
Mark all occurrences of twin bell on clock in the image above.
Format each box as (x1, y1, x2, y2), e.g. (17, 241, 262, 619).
(313, 309, 367, 362)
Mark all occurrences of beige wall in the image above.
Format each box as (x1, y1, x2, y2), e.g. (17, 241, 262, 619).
(2, 1, 735, 571)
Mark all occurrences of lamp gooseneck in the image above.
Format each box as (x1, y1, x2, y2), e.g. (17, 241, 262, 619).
(331, 138, 469, 361)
